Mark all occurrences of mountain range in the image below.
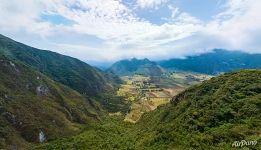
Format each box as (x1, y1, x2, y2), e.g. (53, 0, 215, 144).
(108, 50, 261, 76)
(158, 49, 261, 74)
(0, 34, 260, 149)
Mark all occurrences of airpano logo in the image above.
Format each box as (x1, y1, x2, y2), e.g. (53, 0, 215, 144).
(232, 140, 257, 147)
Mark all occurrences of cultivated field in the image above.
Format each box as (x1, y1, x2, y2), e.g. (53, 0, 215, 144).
(117, 72, 213, 123)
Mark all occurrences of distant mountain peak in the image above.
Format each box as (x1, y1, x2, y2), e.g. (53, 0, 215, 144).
(108, 58, 164, 76)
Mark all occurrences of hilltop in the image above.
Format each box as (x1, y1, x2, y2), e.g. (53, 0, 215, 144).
(108, 58, 164, 76)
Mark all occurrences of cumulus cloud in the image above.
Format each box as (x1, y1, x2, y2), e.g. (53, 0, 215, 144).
(197, 0, 261, 53)
(0, 0, 260, 63)
(0, 0, 55, 36)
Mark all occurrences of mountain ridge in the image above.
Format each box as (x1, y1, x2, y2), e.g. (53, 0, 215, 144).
(136, 69, 261, 149)
(158, 49, 261, 74)
(107, 49, 261, 76)
(108, 58, 164, 76)
(0, 34, 117, 96)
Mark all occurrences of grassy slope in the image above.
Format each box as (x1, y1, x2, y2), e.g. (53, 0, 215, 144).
(34, 70, 261, 150)
(0, 34, 115, 96)
(0, 55, 99, 149)
(136, 70, 261, 150)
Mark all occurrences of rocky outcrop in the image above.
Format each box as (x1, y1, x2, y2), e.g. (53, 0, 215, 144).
(36, 85, 49, 96)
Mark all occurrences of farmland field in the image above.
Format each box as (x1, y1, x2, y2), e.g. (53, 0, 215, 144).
(117, 72, 213, 123)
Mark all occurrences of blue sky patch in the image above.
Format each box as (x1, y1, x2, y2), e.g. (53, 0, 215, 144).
(41, 14, 76, 26)
(172, 0, 226, 21)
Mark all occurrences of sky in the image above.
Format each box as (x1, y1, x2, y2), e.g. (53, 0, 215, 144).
(0, 0, 261, 66)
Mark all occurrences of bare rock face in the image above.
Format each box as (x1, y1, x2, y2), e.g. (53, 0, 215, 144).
(39, 131, 46, 143)
(9, 61, 20, 73)
(36, 85, 49, 96)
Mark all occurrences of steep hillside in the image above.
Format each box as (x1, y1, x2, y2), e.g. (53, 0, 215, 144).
(0, 55, 99, 149)
(0, 34, 116, 96)
(34, 70, 261, 150)
(137, 70, 261, 149)
(159, 49, 261, 74)
(109, 58, 164, 76)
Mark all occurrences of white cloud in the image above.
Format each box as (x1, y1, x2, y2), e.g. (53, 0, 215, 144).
(0, 0, 57, 36)
(16, 0, 200, 61)
(197, 0, 261, 52)
(136, 0, 168, 9)
(0, 0, 260, 63)
(52, 0, 201, 57)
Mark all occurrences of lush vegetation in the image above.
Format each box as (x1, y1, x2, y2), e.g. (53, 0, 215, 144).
(0, 34, 129, 149)
(0, 34, 260, 150)
(34, 70, 261, 150)
(0, 55, 100, 149)
(135, 70, 261, 149)
(33, 116, 136, 150)
(93, 93, 131, 113)
(159, 49, 261, 74)
(0, 34, 118, 96)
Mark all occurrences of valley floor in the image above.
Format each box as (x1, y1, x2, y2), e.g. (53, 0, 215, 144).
(33, 72, 214, 149)
(117, 72, 212, 123)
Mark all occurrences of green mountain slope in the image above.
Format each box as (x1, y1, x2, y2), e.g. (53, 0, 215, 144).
(136, 70, 261, 149)
(0, 34, 115, 96)
(159, 49, 261, 75)
(109, 58, 164, 76)
(0, 55, 99, 149)
(34, 70, 261, 150)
